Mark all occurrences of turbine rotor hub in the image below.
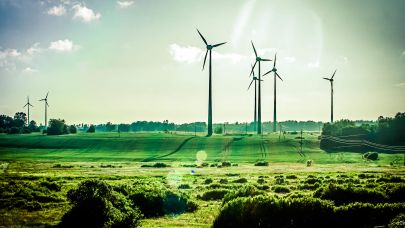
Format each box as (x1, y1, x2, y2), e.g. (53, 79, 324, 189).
(256, 57, 261, 61)
(207, 45, 213, 50)
(273, 68, 277, 72)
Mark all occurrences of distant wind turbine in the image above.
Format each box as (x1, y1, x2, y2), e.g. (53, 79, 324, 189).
(39, 92, 49, 128)
(250, 41, 272, 134)
(23, 96, 33, 126)
(263, 53, 284, 132)
(323, 70, 337, 123)
(248, 63, 262, 132)
(197, 29, 226, 136)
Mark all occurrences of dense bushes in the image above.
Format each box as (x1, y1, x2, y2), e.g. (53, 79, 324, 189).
(363, 152, 378, 160)
(47, 119, 69, 135)
(213, 195, 405, 228)
(199, 189, 229, 201)
(222, 185, 264, 205)
(254, 160, 269, 166)
(313, 184, 388, 205)
(128, 182, 195, 217)
(60, 180, 142, 228)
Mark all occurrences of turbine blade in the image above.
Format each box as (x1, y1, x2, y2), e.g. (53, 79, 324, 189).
(261, 58, 272, 61)
(46, 92, 49, 99)
(274, 53, 277, 68)
(23, 104, 27, 108)
(213, 42, 226, 47)
(250, 64, 255, 77)
(276, 72, 283, 81)
(249, 61, 257, 77)
(251, 40, 257, 57)
(197, 29, 207, 45)
(332, 69, 337, 79)
(247, 80, 254, 90)
(263, 70, 272, 77)
(39, 99, 44, 101)
(202, 49, 208, 70)
(29, 104, 33, 107)
(323, 77, 330, 80)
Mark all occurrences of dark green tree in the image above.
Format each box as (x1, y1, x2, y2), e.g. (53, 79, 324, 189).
(47, 119, 68, 135)
(87, 125, 95, 133)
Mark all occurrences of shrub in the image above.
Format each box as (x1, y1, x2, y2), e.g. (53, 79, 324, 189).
(389, 213, 405, 228)
(140, 163, 170, 168)
(273, 185, 290, 193)
(86, 125, 95, 133)
(233, 177, 248, 184)
(219, 178, 228, 184)
(222, 185, 263, 205)
(214, 195, 405, 228)
(60, 179, 142, 228)
(254, 161, 269, 166)
(199, 189, 229, 201)
(178, 184, 191, 189)
(47, 119, 69, 135)
(69, 125, 77, 134)
(219, 161, 232, 167)
(286, 174, 298, 179)
(386, 184, 405, 202)
(204, 178, 213, 185)
(214, 126, 223, 134)
(313, 184, 387, 205)
(363, 152, 378, 160)
(128, 183, 191, 217)
(7, 127, 20, 134)
(40, 181, 61, 191)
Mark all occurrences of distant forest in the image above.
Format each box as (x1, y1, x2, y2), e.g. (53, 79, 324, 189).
(320, 112, 405, 152)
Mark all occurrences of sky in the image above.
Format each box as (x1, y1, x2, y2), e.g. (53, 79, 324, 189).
(0, 0, 404, 125)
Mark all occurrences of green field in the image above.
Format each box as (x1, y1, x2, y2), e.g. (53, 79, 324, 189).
(0, 133, 404, 227)
(0, 132, 403, 165)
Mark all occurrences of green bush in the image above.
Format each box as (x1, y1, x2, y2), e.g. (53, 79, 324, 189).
(178, 184, 191, 189)
(140, 162, 171, 168)
(286, 174, 298, 179)
(199, 189, 229, 201)
(129, 183, 192, 217)
(60, 179, 142, 228)
(68, 125, 77, 134)
(254, 161, 269, 166)
(363, 152, 378, 160)
(40, 181, 61, 191)
(222, 185, 263, 205)
(233, 177, 248, 184)
(204, 178, 213, 184)
(313, 184, 387, 205)
(213, 195, 405, 228)
(47, 119, 69, 135)
(273, 185, 290, 193)
(86, 125, 95, 133)
(389, 213, 405, 228)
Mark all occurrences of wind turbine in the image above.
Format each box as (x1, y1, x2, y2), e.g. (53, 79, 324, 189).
(248, 64, 262, 132)
(250, 41, 272, 134)
(263, 53, 284, 132)
(39, 92, 49, 128)
(197, 29, 226, 136)
(323, 70, 337, 123)
(23, 96, 33, 126)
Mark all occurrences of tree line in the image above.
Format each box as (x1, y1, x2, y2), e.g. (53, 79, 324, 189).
(320, 112, 405, 151)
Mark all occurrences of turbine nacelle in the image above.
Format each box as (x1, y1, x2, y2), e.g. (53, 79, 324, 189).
(207, 45, 213, 50)
(256, 56, 261, 61)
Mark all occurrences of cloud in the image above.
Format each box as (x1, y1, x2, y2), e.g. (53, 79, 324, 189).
(401, 51, 405, 58)
(49, 39, 79, 52)
(117, 1, 134, 9)
(72, 3, 101, 23)
(27, 43, 42, 55)
(284, 56, 296, 63)
(47, 5, 66, 16)
(169, 44, 203, 63)
(212, 52, 245, 64)
(307, 61, 320, 68)
(394, 82, 405, 88)
(22, 67, 38, 73)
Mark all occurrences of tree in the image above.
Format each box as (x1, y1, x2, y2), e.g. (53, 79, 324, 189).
(118, 124, 130, 132)
(0, 115, 13, 131)
(105, 122, 116, 132)
(13, 112, 26, 128)
(47, 119, 69, 135)
(87, 125, 95, 133)
(28, 120, 39, 132)
(214, 126, 223, 134)
(69, 125, 77, 134)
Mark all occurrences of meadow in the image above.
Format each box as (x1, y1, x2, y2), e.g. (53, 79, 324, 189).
(0, 132, 404, 227)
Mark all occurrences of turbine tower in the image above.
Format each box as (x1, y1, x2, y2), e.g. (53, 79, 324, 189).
(250, 41, 272, 134)
(23, 96, 33, 126)
(248, 64, 262, 132)
(39, 92, 49, 128)
(323, 70, 337, 123)
(197, 29, 226, 136)
(263, 53, 284, 132)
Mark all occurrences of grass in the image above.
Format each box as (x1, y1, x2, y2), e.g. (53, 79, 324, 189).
(0, 132, 404, 227)
(0, 132, 403, 165)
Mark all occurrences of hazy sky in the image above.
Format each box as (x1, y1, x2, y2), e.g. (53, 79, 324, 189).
(0, 0, 404, 125)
